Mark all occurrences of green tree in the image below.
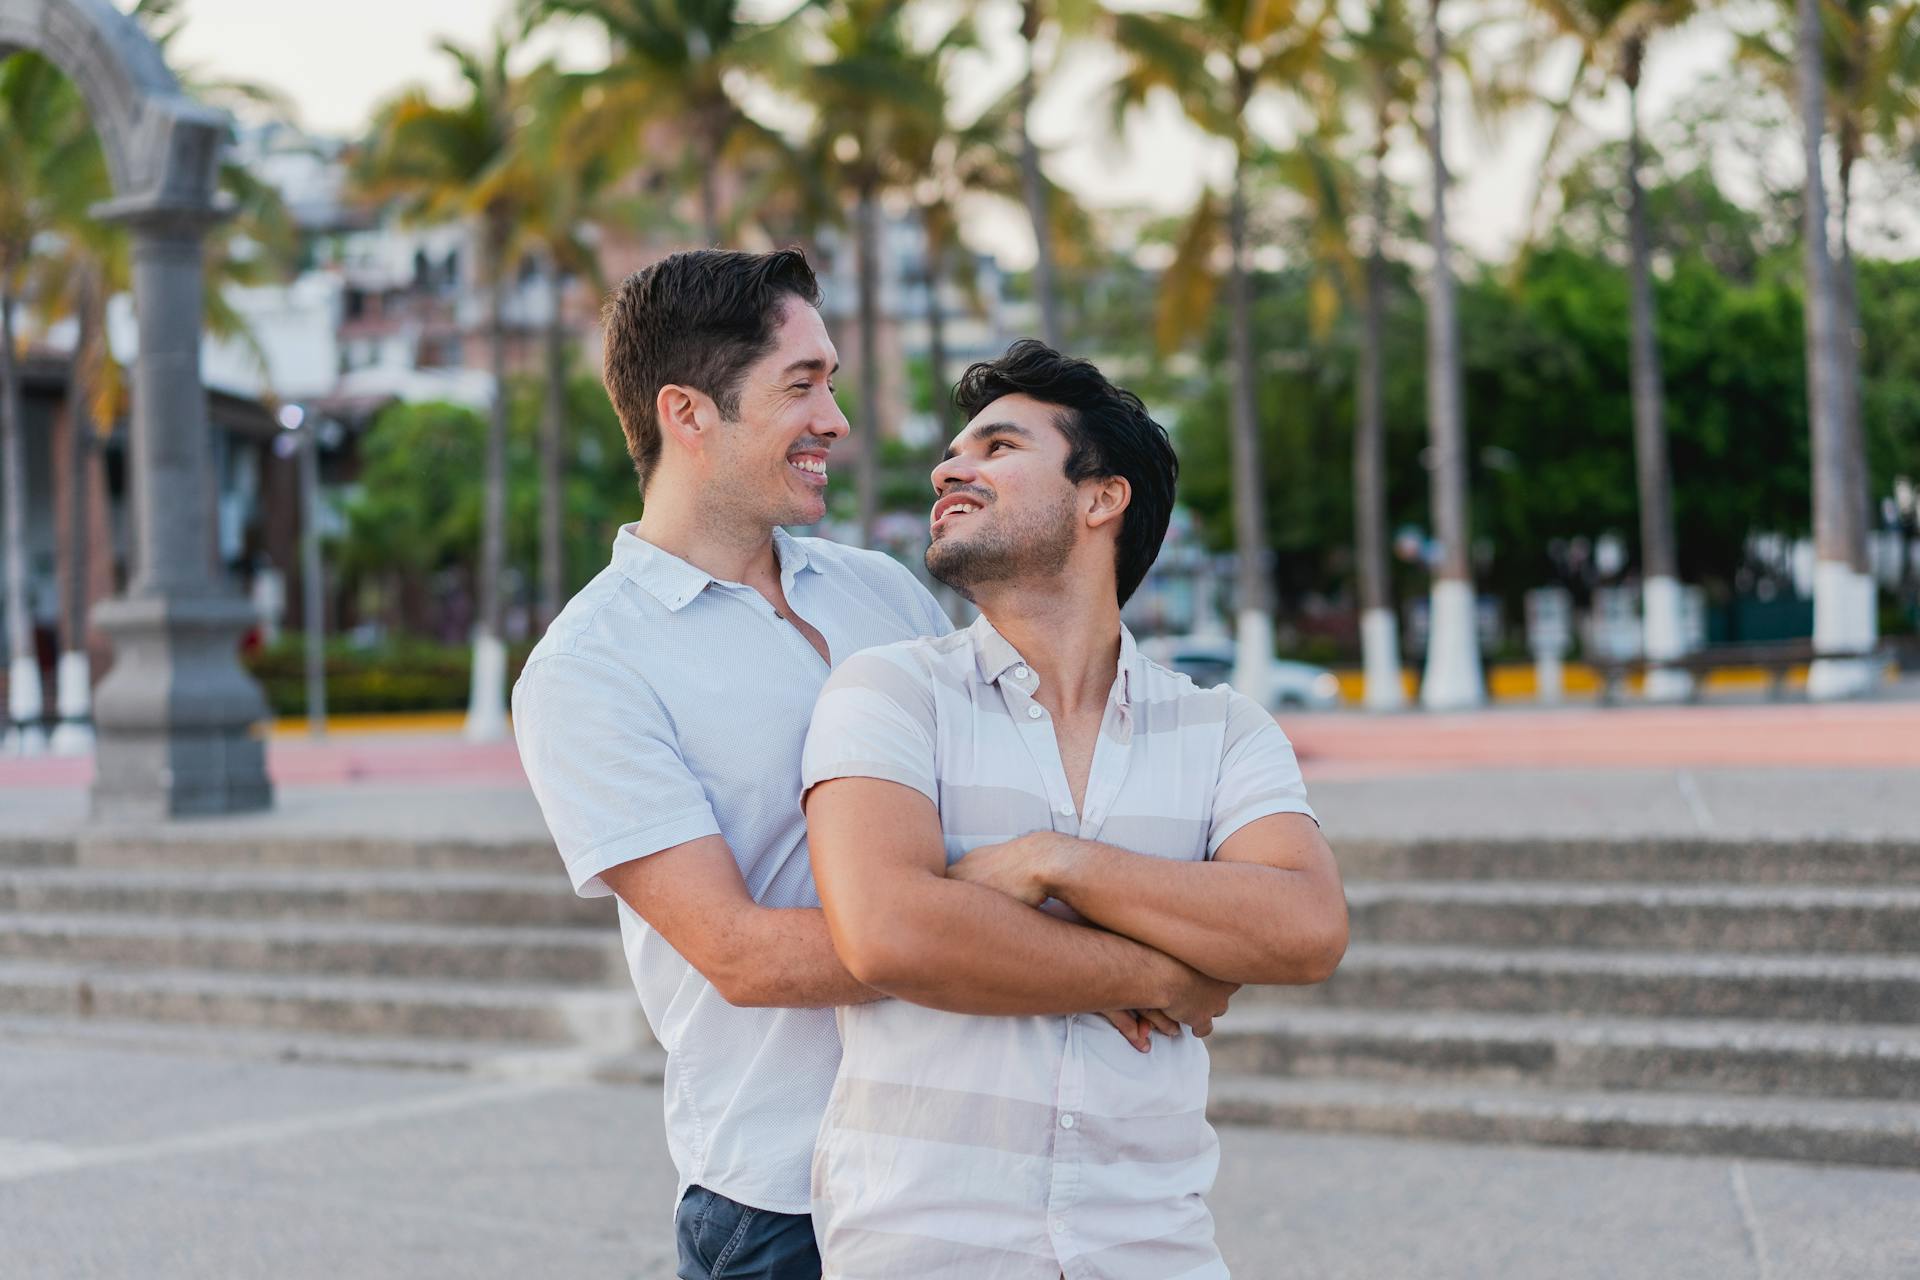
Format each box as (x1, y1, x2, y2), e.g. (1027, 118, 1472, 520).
(0, 52, 101, 743)
(1109, 0, 1338, 706)
(519, 0, 807, 245)
(1525, 0, 1704, 695)
(356, 33, 529, 739)
(799, 0, 963, 542)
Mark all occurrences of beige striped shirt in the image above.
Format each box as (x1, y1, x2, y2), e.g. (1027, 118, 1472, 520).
(801, 615, 1315, 1279)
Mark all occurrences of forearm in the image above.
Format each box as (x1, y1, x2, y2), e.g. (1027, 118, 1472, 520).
(1040, 835, 1344, 986)
(715, 904, 881, 1009)
(832, 874, 1180, 1016)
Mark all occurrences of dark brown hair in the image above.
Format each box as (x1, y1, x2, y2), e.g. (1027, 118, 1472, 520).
(602, 248, 823, 490)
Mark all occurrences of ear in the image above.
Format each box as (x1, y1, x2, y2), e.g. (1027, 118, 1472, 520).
(1084, 475, 1131, 532)
(655, 383, 720, 460)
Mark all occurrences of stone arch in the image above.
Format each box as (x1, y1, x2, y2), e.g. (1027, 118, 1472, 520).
(1, 0, 271, 816)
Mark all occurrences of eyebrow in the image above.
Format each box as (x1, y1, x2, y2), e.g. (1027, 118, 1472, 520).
(778, 357, 839, 381)
(941, 421, 1034, 463)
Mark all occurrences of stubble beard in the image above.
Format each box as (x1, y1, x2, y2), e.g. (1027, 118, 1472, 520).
(925, 488, 1079, 602)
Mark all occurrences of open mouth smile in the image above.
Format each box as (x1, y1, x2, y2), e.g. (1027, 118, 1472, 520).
(930, 493, 988, 532)
(790, 455, 829, 487)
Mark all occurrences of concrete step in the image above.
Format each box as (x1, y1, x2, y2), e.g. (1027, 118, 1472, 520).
(0, 958, 646, 1046)
(0, 914, 627, 985)
(1206, 1007, 1920, 1101)
(1205, 1075, 1920, 1169)
(1257, 945, 1920, 1023)
(1335, 837, 1920, 886)
(0, 1013, 664, 1085)
(50, 833, 559, 874)
(0, 866, 609, 928)
(0, 836, 77, 868)
(1346, 882, 1920, 953)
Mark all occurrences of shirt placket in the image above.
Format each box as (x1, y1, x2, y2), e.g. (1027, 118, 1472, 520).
(994, 667, 1081, 833)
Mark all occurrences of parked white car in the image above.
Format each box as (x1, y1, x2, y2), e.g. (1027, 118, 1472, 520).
(1137, 636, 1343, 710)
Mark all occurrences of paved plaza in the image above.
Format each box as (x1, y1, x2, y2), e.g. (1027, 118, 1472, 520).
(3, 693, 1918, 1278)
(4, 1041, 1918, 1280)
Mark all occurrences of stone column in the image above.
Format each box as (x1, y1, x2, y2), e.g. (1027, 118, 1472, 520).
(87, 199, 272, 819)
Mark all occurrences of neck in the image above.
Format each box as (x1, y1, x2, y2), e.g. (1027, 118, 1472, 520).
(631, 475, 780, 587)
(974, 571, 1124, 715)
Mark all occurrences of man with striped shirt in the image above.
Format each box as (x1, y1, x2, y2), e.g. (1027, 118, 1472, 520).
(803, 341, 1350, 1278)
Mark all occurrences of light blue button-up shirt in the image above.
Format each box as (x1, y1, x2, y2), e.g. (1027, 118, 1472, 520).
(513, 523, 951, 1215)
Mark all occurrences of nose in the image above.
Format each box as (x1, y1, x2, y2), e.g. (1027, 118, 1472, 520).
(816, 392, 850, 442)
(931, 452, 977, 493)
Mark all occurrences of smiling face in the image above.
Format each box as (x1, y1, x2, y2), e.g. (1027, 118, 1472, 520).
(702, 298, 848, 528)
(925, 393, 1085, 600)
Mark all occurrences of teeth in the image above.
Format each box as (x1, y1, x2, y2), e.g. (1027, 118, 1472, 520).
(942, 503, 978, 518)
(791, 457, 826, 474)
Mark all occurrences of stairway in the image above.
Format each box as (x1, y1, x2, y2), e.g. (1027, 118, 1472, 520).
(3, 831, 1917, 1167)
(1207, 837, 1920, 1168)
(0, 834, 655, 1080)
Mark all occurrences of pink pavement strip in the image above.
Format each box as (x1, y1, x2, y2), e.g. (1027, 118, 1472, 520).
(0, 734, 529, 790)
(2, 700, 1917, 793)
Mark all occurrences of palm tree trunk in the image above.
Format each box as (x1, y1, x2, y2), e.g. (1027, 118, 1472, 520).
(539, 253, 567, 632)
(1799, 0, 1861, 699)
(1356, 104, 1404, 711)
(1419, 0, 1483, 709)
(1018, 0, 1063, 349)
(854, 185, 882, 545)
(51, 266, 100, 753)
(698, 107, 724, 246)
(1836, 119, 1874, 656)
(923, 221, 954, 462)
(467, 221, 511, 740)
(1225, 138, 1274, 708)
(1624, 58, 1687, 700)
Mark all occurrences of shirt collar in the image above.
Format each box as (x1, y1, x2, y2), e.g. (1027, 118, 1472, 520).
(969, 613, 1144, 709)
(611, 524, 819, 613)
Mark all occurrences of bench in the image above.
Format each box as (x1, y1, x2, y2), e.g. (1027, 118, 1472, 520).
(1592, 640, 1894, 705)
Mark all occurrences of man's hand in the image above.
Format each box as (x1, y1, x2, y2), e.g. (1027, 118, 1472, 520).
(1163, 965, 1239, 1037)
(1100, 1008, 1186, 1053)
(945, 832, 1061, 907)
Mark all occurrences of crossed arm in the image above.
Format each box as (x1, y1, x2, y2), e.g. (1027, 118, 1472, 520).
(947, 813, 1349, 987)
(803, 777, 1227, 1025)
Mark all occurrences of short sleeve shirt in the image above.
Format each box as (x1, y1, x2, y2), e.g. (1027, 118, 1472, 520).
(512, 525, 951, 1216)
(800, 615, 1315, 1279)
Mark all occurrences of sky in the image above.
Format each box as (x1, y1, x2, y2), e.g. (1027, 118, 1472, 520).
(165, 0, 1761, 267)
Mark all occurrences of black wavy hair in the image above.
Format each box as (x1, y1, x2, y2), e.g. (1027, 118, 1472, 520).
(951, 339, 1178, 607)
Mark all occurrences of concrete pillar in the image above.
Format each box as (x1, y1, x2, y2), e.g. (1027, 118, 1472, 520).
(87, 203, 272, 818)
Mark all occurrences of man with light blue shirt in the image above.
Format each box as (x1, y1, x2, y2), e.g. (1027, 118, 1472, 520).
(513, 251, 1232, 1280)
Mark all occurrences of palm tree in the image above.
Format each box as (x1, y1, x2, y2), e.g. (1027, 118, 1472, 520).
(1795, 0, 1864, 697)
(1744, 0, 1920, 688)
(1011, 0, 1103, 346)
(1524, 0, 1701, 699)
(1110, 0, 1337, 708)
(1348, 0, 1422, 710)
(520, 0, 807, 246)
(799, 0, 961, 544)
(357, 34, 529, 740)
(1414, 0, 1483, 709)
(513, 66, 631, 631)
(0, 53, 103, 752)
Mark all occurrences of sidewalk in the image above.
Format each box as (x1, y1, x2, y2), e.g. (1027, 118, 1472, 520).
(6, 698, 1920, 840)
(2, 1041, 1913, 1280)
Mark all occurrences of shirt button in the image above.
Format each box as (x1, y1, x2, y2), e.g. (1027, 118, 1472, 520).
(1051, 1219, 1066, 1234)
(1059, 1113, 1076, 1129)
(1014, 665, 1030, 680)
(1057, 802, 1074, 817)
(1027, 705, 1044, 719)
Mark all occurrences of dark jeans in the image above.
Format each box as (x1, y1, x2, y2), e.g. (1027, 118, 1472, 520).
(675, 1185, 821, 1280)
